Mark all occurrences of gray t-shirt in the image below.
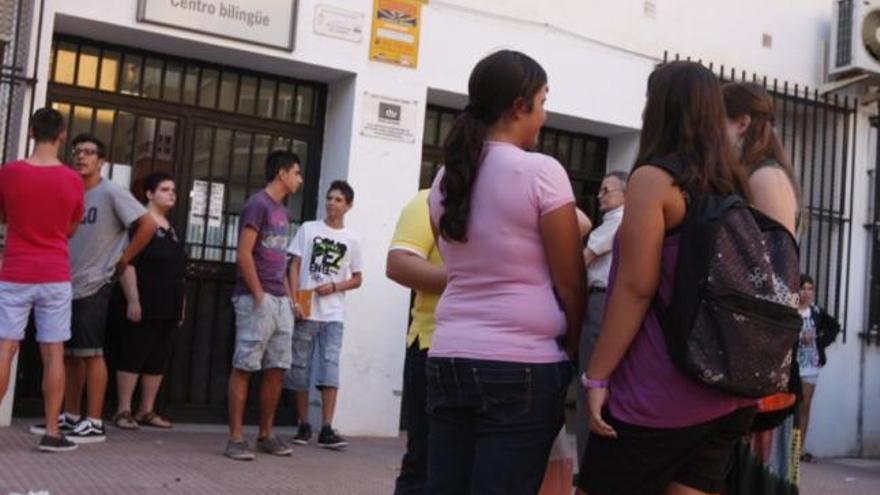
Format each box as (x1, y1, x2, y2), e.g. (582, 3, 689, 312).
(69, 179, 146, 298)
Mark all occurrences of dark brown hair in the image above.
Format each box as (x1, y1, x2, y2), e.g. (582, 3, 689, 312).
(439, 50, 547, 242)
(637, 61, 746, 196)
(723, 82, 799, 201)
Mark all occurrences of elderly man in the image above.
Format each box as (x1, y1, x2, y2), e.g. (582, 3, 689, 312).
(575, 170, 627, 463)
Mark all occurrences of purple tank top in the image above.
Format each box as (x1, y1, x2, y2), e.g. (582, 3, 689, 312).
(607, 233, 755, 428)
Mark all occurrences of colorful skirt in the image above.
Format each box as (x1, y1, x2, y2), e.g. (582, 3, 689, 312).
(725, 415, 801, 495)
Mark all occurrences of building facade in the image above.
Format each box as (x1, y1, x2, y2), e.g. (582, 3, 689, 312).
(2, 0, 879, 457)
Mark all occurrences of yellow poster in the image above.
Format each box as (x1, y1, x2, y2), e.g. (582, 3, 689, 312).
(369, 0, 422, 68)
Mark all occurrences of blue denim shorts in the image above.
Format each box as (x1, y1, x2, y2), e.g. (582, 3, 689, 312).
(231, 294, 294, 371)
(283, 320, 343, 390)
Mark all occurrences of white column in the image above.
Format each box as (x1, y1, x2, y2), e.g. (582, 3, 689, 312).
(324, 73, 428, 436)
(0, 354, 18, 427)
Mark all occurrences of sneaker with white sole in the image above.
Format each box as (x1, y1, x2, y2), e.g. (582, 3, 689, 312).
(29, 413, 78, 436)
(317, 426, 348, 449)
(68, 418, 106, 444)
(225, 439, 255, 461)
(256, 435, 293, 456)
(290, 423, 312, 446)
(38, 434, 78, 452)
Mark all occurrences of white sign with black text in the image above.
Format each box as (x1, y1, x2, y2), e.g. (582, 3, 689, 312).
(137, 0, 297, 50)
(314, 4, 364, 43)
(359, 92, 419, 144)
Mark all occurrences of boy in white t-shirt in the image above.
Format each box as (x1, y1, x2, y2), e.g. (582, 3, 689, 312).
(284, 180, 363, 449)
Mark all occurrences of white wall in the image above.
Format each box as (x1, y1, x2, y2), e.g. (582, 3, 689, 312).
(432, 0, 831, 88)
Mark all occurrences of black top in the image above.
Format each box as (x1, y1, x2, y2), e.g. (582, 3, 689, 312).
(133, 226, 186, 321)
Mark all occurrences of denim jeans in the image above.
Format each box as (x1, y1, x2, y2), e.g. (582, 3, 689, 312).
(424, 357, 573, 495)
(394, 341, 430, 495)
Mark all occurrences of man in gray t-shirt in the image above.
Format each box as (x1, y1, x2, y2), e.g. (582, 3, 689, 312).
(60, 134, 157, 444)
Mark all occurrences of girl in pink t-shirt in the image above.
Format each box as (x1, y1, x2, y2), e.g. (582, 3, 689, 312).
(425, 50, 585, 494)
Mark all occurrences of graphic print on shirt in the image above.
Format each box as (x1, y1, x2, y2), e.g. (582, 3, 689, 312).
(308, 236, 349, 281)
(81, 207, 98, 225)
(260, 209, 290, 261)
(797, 311, 820, 373)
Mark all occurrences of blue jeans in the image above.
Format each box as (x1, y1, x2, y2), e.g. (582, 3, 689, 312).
(283, 320, 343, 390)
(394, 341, 430, 495)
(425, 357, 573, 495)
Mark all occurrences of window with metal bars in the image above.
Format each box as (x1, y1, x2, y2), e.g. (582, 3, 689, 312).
(663, 52, 859, 341)
(49, 36, 321, 128)
(421, 105, 609, 219)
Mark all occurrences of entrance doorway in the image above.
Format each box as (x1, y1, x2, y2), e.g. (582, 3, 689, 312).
(14, 35, 327, 422)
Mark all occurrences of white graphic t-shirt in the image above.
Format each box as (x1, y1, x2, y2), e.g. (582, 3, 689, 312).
(288, 220, 363, 322)
(798, 307, 821, 378)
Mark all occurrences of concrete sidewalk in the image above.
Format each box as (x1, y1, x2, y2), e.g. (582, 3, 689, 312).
(1, 419, 879, 494)
(0, 420, 402, 494)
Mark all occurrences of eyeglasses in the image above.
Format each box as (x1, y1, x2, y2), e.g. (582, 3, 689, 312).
(597, 187, 622, 197)
(72, 148, 99, 156)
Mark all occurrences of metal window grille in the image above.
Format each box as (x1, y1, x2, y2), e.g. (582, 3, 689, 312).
(663, 51, 858, 341)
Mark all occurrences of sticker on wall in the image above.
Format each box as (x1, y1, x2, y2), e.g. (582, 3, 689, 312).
(369, 0, 422, 68)
(314, 4, 365, 43)
(360, 92, 419, 144)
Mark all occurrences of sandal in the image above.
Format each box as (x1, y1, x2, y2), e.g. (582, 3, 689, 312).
(113, 411, 140, 430)
(135, 411, 172, 429)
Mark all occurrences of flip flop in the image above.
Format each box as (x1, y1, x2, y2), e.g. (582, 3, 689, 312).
(112, 411, 140, 430)
(135, 411, 172, 429)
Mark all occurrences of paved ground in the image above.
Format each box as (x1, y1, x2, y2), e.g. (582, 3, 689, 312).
(1, 419, 878, 494)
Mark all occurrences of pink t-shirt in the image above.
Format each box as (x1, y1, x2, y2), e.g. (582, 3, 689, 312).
(428, 141, 574, 363)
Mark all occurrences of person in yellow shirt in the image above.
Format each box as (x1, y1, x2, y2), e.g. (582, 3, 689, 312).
(386, 189, 445, 494)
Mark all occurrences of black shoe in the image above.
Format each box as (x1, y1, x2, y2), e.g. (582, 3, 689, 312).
(68, 418, 106, 444)
(291, 423, 312, 446)
(317, 426, 348, 449)
(38, 433, 78, 452)
(29, 413, 78, 436)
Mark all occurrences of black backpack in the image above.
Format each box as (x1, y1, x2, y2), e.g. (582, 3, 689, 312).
(648, 157, 802, 398)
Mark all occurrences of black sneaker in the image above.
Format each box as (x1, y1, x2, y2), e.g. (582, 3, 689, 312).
(68, 418, 106, 444)
(38, 434, 78, 452)
(290, 423, 312, 446)
(317, 426, 348, 449)
(29, 413, 78, 435)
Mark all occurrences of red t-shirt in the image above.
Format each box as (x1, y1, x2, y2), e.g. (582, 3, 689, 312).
(0, 160, 84, 283)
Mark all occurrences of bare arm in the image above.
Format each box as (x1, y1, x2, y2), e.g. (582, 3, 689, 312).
(119, 265, 142, 322)
(288, 255, 303, 319)
(386, 250, 447, 293)
(539, 203, 587, 361)
(237, 227, 265, 307)
(585, 166, 684, 436)
(316, 272, 363, 295)
(116, 213, 159, 275)
(749, 167, 798, 236)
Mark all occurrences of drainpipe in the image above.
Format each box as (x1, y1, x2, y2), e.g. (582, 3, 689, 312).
(861, 108, 880, 455)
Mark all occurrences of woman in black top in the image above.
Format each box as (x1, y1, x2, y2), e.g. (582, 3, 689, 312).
(112, 171, 186, 429)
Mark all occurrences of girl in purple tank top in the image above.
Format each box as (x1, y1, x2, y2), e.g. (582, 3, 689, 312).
(577, 62, 757, 495)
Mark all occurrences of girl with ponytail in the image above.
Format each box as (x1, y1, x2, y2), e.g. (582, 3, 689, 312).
(426, 50, 585, 494)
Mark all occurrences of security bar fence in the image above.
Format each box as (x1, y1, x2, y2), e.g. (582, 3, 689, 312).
(663, 52, 859, 342)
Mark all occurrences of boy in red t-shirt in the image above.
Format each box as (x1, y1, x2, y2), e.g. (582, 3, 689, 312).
(0, 108, 84, 452)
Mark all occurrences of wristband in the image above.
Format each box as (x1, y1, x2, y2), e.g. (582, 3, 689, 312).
(580, 372, 609, 389)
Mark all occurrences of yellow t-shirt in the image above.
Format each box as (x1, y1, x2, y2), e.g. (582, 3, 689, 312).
(389, 189, 443, 350)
